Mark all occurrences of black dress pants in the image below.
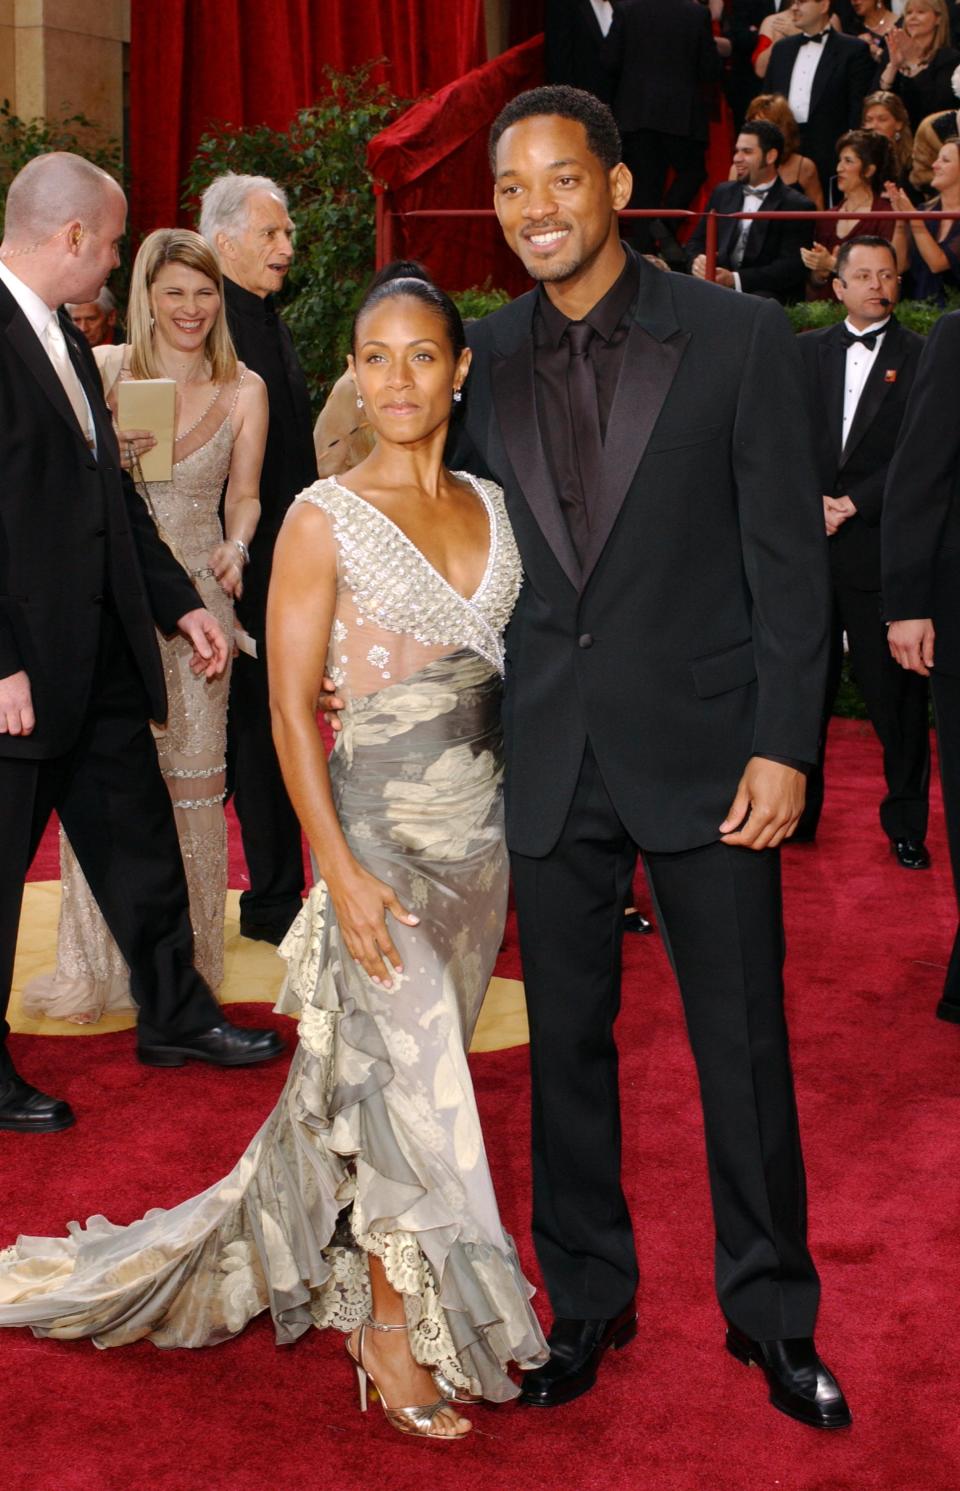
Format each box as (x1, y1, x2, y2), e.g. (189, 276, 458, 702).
(801, 586, 930, 842)
(225, 648, 304, 932)
(931, 671, 960, 1003)
(510, 745, 820, 1340)
(0, 611, 219, 1081)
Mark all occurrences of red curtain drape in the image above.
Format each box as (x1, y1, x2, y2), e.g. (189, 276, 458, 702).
(130, 0, 486, 238)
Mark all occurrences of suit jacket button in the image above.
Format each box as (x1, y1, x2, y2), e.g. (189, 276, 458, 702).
(578, 633, 594, 649)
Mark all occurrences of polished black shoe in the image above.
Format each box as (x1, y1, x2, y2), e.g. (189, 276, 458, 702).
(137, 1021, 285, 1068)
(239, 916, 297, 947)
(623, 911, 654, 935)
(936, 996, 960, 1024)
(518, 1302, 637, 1407)
(726, 1324, 851, 1430)
(892, 838, 931, 870)
(0, 1073, 75, 1133)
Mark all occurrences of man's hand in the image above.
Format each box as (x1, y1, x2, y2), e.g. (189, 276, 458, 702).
(176, 608, 229, 679)
(692, 256, 733, 287)
(317, 675, 345, 733)
(823, 494, 857, 536)
(719, 756, 807, 850)
(888, 618, 935, 676)
(0, 669, 35, 736)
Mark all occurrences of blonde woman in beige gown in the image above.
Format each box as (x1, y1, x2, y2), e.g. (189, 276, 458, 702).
(24, 230, 266, 1020)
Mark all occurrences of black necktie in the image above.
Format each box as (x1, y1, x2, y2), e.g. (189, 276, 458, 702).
(564, 320, 603, 560)
(841, 327, 880, 351)
(800, 31, 826, 43)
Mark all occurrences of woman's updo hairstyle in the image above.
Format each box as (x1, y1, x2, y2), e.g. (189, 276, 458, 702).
(352, 259, 466, 360)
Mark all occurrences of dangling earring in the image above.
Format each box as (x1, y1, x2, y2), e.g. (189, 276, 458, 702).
(452, 388, 462, 403)
(356, 393, 364, 409)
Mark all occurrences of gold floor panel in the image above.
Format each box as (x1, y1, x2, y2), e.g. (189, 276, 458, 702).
(10, 884, 528, 1054)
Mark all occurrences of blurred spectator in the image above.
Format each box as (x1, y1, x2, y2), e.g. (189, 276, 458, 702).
(862, 89, 916, 182)
(848, 0, 898, 63)
(765, 0, 875, 195)
(738, 91, 827, 203)
(65, 285, 117, 347)
(875, 0, 960, 127)
(886, 135, 960, 298)
(801, 127, 900, 292)
(910, 102, 960, 185)
(688, 119, 815, 299)
(545, 0, 616, 104)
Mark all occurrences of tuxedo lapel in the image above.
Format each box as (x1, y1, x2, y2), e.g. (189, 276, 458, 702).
(61, 312, 115, 461)
(818, 330, 846, 465)
(840, 320, 908, 468)
(809, 33, 842, 116)
(716, 185, 741, 262)
(2, 294, 90, 450)
(579, 260, 690, 590)
(491, 305, 581, 591)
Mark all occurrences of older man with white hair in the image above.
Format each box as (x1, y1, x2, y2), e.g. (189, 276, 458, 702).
(0, 153, 285, 1134)
(65, 284, 118, 347)
(199, 173, 317, 946)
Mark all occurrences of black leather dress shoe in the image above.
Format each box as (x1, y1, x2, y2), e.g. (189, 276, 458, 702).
(623, 911, 654, 935)
(0, 1073, 75, 1133)
(726, 1324, 851, 1429)
(936, 996, 960, 1024)
(239, 916, 297, 947)
(892, 838, 931, 870)
(137, 1021, 285, 1068)
(518, 1302, 637, 1407)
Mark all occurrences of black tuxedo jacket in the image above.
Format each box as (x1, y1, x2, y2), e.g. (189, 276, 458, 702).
(765, 32, 874, 192)
(452, 251, 830, 856)
(606, 0, 722, 141)
(0, 281, 201, 760)
(685, 177, 815, 302)
(883, 311, 960, 676)
(545, 0, 616, 105)
(800, 318, 923, 591)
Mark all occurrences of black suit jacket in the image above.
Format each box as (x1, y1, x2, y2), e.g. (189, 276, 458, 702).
(799, 318, 924, 591)
(606, 0, 722, 141)
(452, 251, 830, 856)
(765, 31, 874, 194)
(0, 281, 200, 759)
(685, 177, 815, 302)
(545, 0, 616, 105)
(882, 311, 960, 676)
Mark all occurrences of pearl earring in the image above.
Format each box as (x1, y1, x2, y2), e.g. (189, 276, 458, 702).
(452, 388, 462, 403)
(356, 394, 363, 409)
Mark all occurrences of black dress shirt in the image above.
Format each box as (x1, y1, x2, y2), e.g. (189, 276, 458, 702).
(533, 251, 640, 559)
(223, 276, 317, 632)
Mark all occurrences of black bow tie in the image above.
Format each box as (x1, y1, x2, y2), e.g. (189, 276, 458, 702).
(800, 31, 827, 43)
(744, 181, 775, 198)
(841, 327, 880, 351)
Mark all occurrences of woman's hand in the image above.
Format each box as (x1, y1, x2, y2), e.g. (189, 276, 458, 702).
(327, 863, 420, 988)
(210, 540, 244, 599)
(884, 180, 913, 212)
(117, 427, 157, 471)
(800, 241, 836, 277)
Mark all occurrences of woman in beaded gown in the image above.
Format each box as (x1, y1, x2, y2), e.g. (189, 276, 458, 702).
(23, 230, 266, 1018)
(0, 270, 547, 1437)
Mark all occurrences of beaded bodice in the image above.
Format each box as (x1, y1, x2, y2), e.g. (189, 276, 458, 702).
(293, 474, 522, 691)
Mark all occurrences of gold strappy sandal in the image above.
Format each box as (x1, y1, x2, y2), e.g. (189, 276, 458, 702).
(346, 1319, 473, 1440)
(432, 1368, 483, 1406)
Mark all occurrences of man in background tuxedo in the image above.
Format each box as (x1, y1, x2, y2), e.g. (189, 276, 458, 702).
(685, 119, 814, 301)
(883, 310, 960, 1022)
(796, 236, 930, 860)
(765, 0, 874, 198)
(450, 85, 849, 1428)
(546, 0, 616, 105)
(0, 154, 283, 1134)
(201, 174, 318, 947)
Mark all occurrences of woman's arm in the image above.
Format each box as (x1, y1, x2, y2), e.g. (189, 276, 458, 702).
(267, 503, 417, 985)
(212, 371, 266, 599)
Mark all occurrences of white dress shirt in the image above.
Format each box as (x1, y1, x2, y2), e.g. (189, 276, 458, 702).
(731, 178, 778, 293)
(0, 257, 96, 450)
(589, 0, 614, 36)
(841, 317, 889, 450)
(788, 29, 830, 125)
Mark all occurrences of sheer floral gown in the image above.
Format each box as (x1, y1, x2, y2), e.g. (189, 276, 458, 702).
(23, 363, 245, 1017)
(0, 475, 548, 1399)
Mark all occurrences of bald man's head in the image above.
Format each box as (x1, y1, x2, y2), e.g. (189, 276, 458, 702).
(3, 152, 123, 247)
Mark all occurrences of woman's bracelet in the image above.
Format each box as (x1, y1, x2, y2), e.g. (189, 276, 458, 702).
(230, 537, 250, 567)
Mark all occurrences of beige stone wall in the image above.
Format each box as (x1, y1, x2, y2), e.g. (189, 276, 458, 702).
(0, 0, 129, 155)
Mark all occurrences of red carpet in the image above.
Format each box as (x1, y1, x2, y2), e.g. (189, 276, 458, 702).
(5, 719, 960, 1491)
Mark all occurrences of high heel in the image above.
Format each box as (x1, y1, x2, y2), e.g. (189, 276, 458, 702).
(346, 1319, 472, 1440)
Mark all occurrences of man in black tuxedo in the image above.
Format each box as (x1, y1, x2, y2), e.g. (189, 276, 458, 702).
(453, 85, 849, 1427)
(883, 310, 960, 1022)
(797, 236, 930, 858)
(765, 0, 874, 199)
(0, 154, 283, 1134)
(200, 173, 318, 947)
(685, 119, 815, 302)
(546, 0, 617, 105)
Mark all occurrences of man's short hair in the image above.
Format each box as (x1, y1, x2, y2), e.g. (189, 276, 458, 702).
(198, 173, 288, 248)
(834, 234, 899, 280)
(739, 119, 785, 168)
(489, 85, 622, 174)
(3, 152, 120, 244)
